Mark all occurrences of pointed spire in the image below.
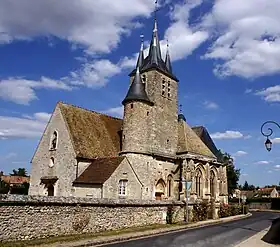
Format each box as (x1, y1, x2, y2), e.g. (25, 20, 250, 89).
(165, 40, 172, 73)
(147, 0, 162, 62)
(122, 66, 152, 105)
(136, 34, 144, 69)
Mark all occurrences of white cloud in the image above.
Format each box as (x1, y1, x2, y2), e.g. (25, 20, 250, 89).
(69, 59, 122, 88)
(211, 130, 247, 140)
(245, 89, 253, 94)
(203, 0, 280, 78)
(254, 160, 271, 165)
(272, 138, 280, 144)
(0, 0, 155, 54)
(0, 112, 50, 139)
(0, 77, 72, 105)
(255, 85, 280, 103)
(1, 152, 17, 160)
(268, 170, 273, 173)
(241, 173, 248, 177)
(203, 100, 219, 110)
(103, 106, 123, 118)
(234, 151, 248, 157)
(274, 165, 280, 169)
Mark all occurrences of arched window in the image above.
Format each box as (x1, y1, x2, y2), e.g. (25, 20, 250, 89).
(49, 157, 54, 168)
(167, 175, 173, 197)
(162, 78, 166, 96)
(195, 169, 203, 197)
(50, 131, 58, 150)
(210, 170, 215, 198)
(155, 179, 166, 200)
(119, 180, 128, 196)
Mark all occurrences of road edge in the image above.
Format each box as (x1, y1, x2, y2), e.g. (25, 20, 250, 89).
(58, 213, 252, 247)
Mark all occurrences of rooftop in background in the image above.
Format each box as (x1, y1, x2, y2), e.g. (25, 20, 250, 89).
(1, 175, 30, 185)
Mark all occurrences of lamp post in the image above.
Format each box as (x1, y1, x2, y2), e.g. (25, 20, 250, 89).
(261, 121, 280, 151)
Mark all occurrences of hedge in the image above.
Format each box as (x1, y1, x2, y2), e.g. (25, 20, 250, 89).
(218, 203, 249, 218)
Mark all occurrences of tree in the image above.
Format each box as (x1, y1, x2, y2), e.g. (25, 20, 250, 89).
(243, 181, 249, 190)
(10, 168, 27, 177)
(0, 178, 10, 194)
(218, 150, 241, 195)
(248, 184, 256, 191)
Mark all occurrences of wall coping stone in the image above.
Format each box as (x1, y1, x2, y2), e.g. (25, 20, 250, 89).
(0, 194, 187, 207)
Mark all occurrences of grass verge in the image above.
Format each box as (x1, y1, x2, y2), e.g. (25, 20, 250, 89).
(0, 223, 184, 247)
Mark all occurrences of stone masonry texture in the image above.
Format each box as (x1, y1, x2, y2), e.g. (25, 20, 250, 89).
(29, 105, 77, 197)
(0, 195, 185, 242)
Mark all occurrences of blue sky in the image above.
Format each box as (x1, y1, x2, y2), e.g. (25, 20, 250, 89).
(0, 0, 280, 187)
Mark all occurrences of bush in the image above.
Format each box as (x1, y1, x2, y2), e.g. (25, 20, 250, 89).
(247, 197, 272, 203)
(166, 205, 175, 224)
(192, 201, 211, 222)
(218, 203, 248, 218)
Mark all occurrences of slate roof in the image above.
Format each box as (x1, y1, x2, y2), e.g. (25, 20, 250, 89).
(73, 157, 125, 184)
(59, 102, 122, 160)
(177, 119, 216, 158)
(122, 68, 153, 105)
(192, 126, 222, 161)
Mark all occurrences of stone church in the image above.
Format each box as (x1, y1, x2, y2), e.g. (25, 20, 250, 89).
(29, 16, 228, 204)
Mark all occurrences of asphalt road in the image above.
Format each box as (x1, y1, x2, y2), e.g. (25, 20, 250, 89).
(99, 212, 280, 247)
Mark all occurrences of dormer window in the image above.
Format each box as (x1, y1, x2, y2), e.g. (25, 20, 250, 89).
(50, 131, 58, 150)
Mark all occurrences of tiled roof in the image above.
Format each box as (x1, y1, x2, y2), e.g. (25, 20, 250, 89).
(1, 175, 30, 184)
(73, 157, 125, 184)
(57, 102, 217, 160)
(177, 120, 216, 158)
(192, 126, 222, 161)
(59, 102, 122, 159)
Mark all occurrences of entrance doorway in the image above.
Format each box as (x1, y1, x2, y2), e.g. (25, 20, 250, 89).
(47, 184, 54, 196)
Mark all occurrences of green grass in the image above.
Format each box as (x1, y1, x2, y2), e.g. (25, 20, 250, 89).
(0, 223, 184, 247)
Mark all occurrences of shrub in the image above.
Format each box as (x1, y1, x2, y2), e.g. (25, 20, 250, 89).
(218, 203, 248, 218)
(166, 205, 175, 224)
(192, 201, 211, 222)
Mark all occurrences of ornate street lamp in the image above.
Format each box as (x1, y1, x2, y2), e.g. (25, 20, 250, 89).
(261, 121, 280, 152)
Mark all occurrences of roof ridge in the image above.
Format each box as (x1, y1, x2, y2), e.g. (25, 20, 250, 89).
(58, 101, 122, 121)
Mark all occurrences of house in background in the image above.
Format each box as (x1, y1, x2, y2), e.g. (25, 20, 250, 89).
(255, 187, 279, 198)
(0, 174, 30, 194)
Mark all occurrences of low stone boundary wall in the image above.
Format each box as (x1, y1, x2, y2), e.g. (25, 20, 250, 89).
(0, 195, 185, 242)
(249, 202, 272, 210)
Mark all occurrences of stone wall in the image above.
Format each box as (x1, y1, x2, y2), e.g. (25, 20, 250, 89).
(0, 195, 185, 242)
(249, 202, 272, 210)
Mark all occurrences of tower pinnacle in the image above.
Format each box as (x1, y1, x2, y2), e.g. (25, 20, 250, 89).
(136, 34, 144, 69)
(165, 40, 172, 73)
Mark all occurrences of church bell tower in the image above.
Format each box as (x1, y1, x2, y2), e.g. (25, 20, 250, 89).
(122, 7, 179, 157)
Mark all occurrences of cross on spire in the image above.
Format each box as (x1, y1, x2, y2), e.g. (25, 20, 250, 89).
(154, 0, 158, 20)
